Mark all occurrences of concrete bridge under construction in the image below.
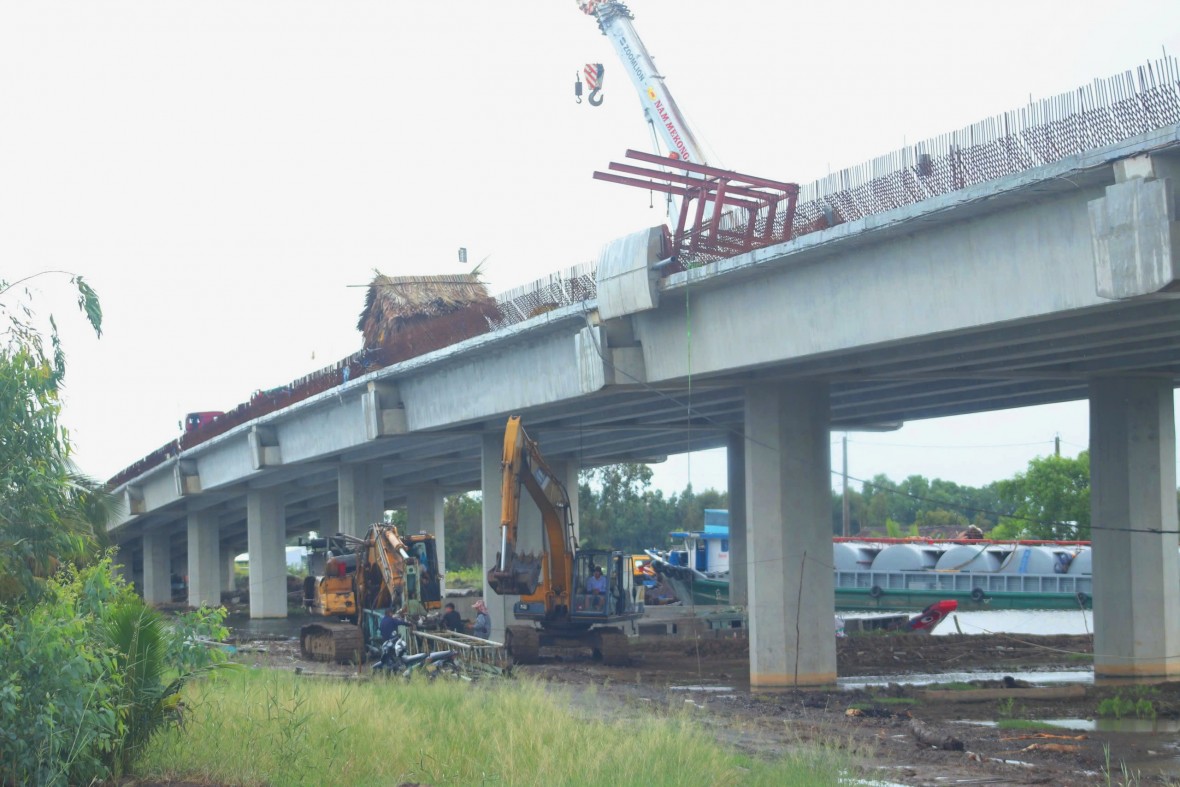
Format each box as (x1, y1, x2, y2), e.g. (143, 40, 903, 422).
(109, 60, 1180, 687)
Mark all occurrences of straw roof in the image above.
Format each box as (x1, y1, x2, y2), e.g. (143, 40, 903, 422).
(357, 272, 496, 349)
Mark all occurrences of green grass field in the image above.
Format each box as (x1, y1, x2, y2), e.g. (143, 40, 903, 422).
(136, 669, 858, 786)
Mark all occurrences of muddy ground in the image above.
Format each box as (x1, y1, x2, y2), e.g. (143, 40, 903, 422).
(233, 623, 1180, 786)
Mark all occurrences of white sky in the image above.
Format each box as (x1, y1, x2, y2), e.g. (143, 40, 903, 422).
(2, 1, 1178, 496)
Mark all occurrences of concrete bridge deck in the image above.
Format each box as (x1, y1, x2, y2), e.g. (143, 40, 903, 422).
(109, 60, 1180, 687)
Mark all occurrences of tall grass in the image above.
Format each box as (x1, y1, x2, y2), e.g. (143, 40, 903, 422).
(445, 565, 483, 589)
(137, 670, 853, 786)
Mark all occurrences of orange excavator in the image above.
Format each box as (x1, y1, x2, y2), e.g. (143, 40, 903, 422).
(299, 523, 442, 663)
(488, 415, 643, 665)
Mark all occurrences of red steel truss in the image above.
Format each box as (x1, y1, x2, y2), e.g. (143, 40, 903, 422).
(593, 149, 800, 268)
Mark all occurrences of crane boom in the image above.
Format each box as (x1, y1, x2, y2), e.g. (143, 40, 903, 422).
(578, 0, 707, 166)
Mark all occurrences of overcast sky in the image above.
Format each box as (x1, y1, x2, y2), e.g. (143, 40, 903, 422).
(2, 1, 1178, 497)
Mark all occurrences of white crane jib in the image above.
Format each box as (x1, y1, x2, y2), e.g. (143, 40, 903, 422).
(578, 0, 708, 167)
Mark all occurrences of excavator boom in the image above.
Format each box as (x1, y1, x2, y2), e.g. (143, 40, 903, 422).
(488, 416, 642, 666)
(487, 415, 571, 596)
(300, 523, 442, 663)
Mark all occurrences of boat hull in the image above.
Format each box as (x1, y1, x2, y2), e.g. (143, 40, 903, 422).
(653, 562, 1093, 612)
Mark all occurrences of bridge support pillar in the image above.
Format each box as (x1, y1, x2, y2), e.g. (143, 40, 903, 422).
(562, 462, 581, 542)
(222, 545, 238, 593)
(142, 530, 171, 606)
(1090, 377, 1180, 680)
(481, 432, 511, 642)
(319, 507, 339, 538)
(338, 464, 384, 538)
(247, 488, 288, 618)
(727, 428, 748, 606)
(407, 484, 445, 593)
(745, 381, 835, 688)
(186, 510, 221, 608)
(112, 543, 134, 586)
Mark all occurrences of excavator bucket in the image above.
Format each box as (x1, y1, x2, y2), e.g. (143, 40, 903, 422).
(487, 552, 542, 596)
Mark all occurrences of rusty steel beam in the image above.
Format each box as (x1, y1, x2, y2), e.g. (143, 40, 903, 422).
(623, 149, 800, 194)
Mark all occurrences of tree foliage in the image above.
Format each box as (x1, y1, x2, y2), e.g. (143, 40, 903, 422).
(445, 447, 1126, 570)
(0, 556, 233, 783)
(0, 272, 113, 605)
(993, 451, 1091, 539)
(838, 472, 1014, 537)
(443, 492, 484, 569)
(577, 464, 728, 554)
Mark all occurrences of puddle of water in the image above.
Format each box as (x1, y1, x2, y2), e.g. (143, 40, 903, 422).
(669, 685, 735, 692)
(1041, 717, 1180, 733)
(839, 668, 1092, 690)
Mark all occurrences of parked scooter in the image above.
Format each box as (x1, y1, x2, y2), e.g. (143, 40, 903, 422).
(371, 630, 461, 680)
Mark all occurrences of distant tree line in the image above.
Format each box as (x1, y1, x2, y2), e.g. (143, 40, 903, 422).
(835, 451, 1093, 541)
(439, 448, 1171, 570)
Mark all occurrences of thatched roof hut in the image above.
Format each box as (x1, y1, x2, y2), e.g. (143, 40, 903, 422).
(357, 272, 500, 363)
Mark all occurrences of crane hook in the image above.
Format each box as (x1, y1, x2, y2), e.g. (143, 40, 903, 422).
(584, 63, 604, 107)
(574, 72, 583, 104)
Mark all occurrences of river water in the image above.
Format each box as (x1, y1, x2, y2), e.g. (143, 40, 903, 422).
(929, 607, 1092, 637)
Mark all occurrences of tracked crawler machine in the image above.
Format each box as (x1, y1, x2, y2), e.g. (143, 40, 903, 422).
(488, 415, 643, 665)
(299, 523, 443, 663)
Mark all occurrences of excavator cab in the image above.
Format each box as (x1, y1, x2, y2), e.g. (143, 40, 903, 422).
(405, 534, 443, 608)
(572, 550, 637, 619)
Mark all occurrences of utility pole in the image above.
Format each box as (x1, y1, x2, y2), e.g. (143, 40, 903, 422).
(842, 433, 850, 537)
(1055, 433, 1061, 457)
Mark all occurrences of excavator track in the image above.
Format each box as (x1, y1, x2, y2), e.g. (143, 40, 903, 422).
(505, 625, 541, 665)
(300, 623, 364, 664)
(593, 629, 629, 667)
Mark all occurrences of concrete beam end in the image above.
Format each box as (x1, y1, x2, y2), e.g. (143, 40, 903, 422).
(364, 384, 407, 438)
(1090, 177, 1180, 299)
(595, 226, 663, 320)
(173, 460, 201, 496)
(125, 486, 145, 516)
(248, 427, 282, 470)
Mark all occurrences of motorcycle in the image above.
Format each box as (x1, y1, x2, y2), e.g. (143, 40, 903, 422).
(370, 630, 462, 680)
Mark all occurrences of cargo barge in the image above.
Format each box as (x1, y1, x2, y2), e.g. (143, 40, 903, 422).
(645, 510, 1094, 611)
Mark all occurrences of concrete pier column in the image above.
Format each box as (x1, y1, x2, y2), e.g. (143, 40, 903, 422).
(186, 510, 221, 608)
(407, 483, 445, 593)
(318, 507, 340, 538)
(727, 427, 748, 606)
(247, 488, 288, 618)
(338, 463, 385, 538)
(1090, 377, 1180, 680)
(112, 543, 134, 586)
(745, 381, 835, 687)
(481, 432, 512, 642)
(222, 545, 239, 593)
(561, 461, 581, 541)
(141, 529, 171, 606)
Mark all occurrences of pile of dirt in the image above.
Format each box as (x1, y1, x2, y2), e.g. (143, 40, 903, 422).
(836, 631, 1094, 674)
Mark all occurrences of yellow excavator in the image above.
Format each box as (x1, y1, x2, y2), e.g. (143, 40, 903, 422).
(299, 523, 443, 663)
(488, 415, 643, 665)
